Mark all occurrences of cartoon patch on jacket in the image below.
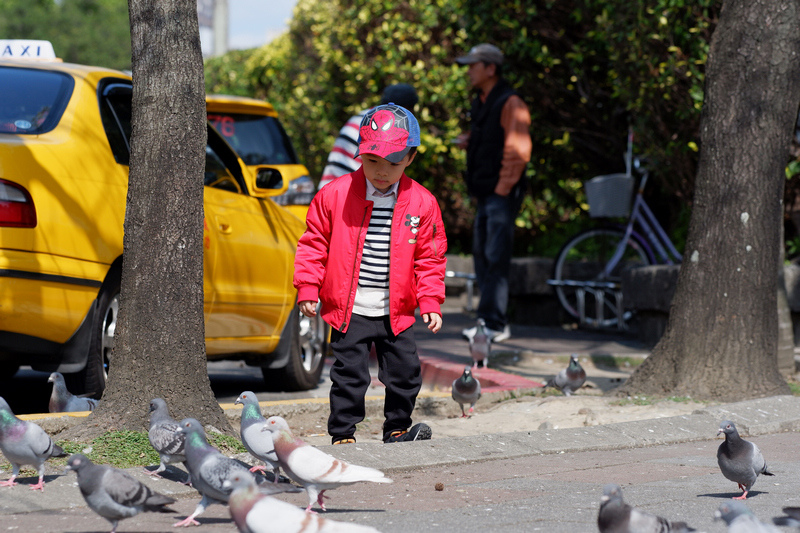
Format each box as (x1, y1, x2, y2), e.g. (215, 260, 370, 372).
(405, 214, 420, 243)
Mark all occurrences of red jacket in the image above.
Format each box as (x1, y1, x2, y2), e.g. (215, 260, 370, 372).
(294, 168, 447, 334)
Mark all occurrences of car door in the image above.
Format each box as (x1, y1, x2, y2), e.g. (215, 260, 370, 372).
(202, 131, 295, 354)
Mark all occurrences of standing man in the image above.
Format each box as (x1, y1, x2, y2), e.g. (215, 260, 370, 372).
(455, 43, 532, 342)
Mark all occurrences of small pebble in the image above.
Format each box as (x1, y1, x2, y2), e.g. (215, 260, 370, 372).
(435, 482, 444, 491)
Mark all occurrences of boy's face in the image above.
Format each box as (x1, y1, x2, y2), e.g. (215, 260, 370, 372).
(361, 152, 416, 193)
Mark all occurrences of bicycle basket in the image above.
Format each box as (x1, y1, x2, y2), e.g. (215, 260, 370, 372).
(585, 173, 634, 218)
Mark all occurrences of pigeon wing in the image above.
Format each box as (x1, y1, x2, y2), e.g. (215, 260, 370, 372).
(286, 445, 390, 485)
(149, 420, 185, 457)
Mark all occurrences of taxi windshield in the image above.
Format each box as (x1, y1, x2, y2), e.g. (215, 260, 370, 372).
(206, 112, 298, 166)
(0, 66, 74, 134)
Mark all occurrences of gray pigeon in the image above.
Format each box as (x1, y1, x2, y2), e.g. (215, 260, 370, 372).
(65, 454, 176, 533)
(235, 391, 281, 482)
(716, 420, 773, 499)
(0, 396, 67, 491)
(546, 354, 586, 396)
(145, 398, 187, 481)
(469, 318, 491, 368)
(451, 366, 481, 418)
(174, 417, 260, 527)
(715, 500, 780, 532)
(598, 483, 695, 533)
(224, 472, 370, 533)
(48, 372, 99, 412)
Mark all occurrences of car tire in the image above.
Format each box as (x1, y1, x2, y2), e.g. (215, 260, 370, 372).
(262, 307, 327, 391)
(78, 269, 120, 398)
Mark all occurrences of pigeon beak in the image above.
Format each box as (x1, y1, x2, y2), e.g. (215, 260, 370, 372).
(713, 510, 722, 521)
(716, 428, 723, 437)
(222, 480, 231, 490)
(234, 399, 242, 406)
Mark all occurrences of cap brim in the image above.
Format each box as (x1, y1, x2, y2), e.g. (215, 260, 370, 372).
(357, 143, 412, 163)
(455, 55, 479, 65)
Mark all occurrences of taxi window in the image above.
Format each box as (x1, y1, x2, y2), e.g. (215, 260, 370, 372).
(205, 145, 241, 193)
(99, 81, 133, 165)
(207, 112, 298, 166)
(0, 66, 74, 134)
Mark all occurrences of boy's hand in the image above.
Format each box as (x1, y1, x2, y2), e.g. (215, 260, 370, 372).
(298, 300, 317, 317)
(422, 312, 442, 333)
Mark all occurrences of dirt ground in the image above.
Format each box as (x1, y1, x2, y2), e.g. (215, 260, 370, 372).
(289, 352, 715, 446)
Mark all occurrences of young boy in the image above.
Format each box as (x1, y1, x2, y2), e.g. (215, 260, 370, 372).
(294, 103, 447, 444)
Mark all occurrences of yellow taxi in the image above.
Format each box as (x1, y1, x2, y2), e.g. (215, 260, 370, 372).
(0, 41, 326, 396)
(206, 95, 315, 221)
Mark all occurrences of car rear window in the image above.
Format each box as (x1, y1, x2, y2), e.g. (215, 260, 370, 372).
(0, 66, 74, 134)
(206, 112, 299, 166)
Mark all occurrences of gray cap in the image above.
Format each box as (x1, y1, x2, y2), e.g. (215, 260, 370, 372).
(380, 83, 418, 110)
(455, 43, 504, 66)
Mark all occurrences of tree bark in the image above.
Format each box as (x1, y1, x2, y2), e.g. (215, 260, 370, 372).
(69, 0, 231, 438)
(621, 0, 800, 400)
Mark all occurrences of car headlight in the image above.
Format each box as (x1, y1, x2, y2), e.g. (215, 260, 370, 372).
(271, 175, 316, 206)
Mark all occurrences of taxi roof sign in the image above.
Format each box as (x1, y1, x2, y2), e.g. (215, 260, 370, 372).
(0, 40, 57, 60)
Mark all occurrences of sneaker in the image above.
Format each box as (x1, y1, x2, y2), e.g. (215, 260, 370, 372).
(384, 423, 432, 443)
(331, 436, 356, 445)
(461, 324, 511, 343)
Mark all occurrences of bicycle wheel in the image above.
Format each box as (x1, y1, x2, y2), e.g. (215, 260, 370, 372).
(552, 227, 653, 328)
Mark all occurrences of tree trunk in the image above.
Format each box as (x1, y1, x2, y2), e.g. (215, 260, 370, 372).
(71, 0, 231, 437)
(621, 0, 800, 400)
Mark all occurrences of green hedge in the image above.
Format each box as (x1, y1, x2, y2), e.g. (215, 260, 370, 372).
(206, 0, 722, 255)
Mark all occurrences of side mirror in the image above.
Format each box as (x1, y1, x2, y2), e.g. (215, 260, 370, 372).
(256, 168, 284, 190)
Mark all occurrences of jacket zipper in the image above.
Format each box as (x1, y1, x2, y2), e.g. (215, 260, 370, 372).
(432, 223, 439, 257)
(342, 205, 370, 330)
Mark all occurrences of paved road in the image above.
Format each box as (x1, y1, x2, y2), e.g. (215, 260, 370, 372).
(3, 396, 800, 532)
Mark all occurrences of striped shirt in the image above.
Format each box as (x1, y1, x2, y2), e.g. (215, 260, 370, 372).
(319, 112, 365, 189)
(352, 179, 398, 316)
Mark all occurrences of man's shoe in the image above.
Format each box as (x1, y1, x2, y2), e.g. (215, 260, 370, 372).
(331, 436, 356, 445)
(384, 423, 432, 443)
(462, 324, 511, 343)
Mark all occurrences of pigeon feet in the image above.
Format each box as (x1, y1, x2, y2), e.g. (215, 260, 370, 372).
(173, 516, 200, 527)
(733, 492, 749, 500)
(249, 465, 267, 473)
(143, 467, 163, 478)
(0, 478, 17, 488)
(29, 479, 45, 491)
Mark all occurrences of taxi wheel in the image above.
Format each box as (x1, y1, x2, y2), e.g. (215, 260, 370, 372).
(82, 273, 120, 398)
(263, 307, 327, 391)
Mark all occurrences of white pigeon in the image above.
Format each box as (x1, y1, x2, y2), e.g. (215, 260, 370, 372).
(715, 500, 780, 532)
(0, 396, 67, 491)
(48, 372, 99, 412)
(65, 454, 175, 533)
(717, 420, 773, 499)
(145, 398, 188, 482)
(598, 483, 695, 533)
(235, 391, 282, 482)
(451, 366, 481, 418)
(225, 472, 379, 533)
(469, 318, 491, 368)
(261, 415, 392, 512)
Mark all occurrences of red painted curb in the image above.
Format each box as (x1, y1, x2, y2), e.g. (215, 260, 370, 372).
(418, 355, 544, 393)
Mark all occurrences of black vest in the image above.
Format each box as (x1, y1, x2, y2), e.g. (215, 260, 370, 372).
(465, 79, 517, 198)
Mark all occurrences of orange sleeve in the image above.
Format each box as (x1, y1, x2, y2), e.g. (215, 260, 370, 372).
(495, 95, 532, 196)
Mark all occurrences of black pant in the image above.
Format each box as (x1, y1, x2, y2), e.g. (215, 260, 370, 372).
(328, 314, 421, 441)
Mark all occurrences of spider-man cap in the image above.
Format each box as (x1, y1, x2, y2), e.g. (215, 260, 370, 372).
(356, 103, 421, 163)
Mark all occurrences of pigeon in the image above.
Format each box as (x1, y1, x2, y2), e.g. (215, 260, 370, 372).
(261, 415, 392, 512)
(0, 396, 67, 491)
(469, 318, 491, 368)
(451, 366, 481, 418)
(174, 417, 261, 527)
(145, 398, 187, 481)
(716, 420, 773, 499)
(225, 472, 378, 533)
(48, 372, 99, 412)
(545, 354, 586, 396)
(65, 454, 176, 533)
(715, 500, 780, 532)
(598, 483, 695, 533)
(235, 391, 282, 482)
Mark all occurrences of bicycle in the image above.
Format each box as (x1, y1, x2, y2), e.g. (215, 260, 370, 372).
(548, 131, 683, 329)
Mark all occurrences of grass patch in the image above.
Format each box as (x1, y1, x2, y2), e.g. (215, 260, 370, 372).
(0, 429, 248, 475)
(787, 381, 800, 396)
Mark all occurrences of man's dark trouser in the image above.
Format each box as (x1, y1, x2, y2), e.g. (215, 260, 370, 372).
(473, 189, 524, 331)
(328, 314, 421, 442)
